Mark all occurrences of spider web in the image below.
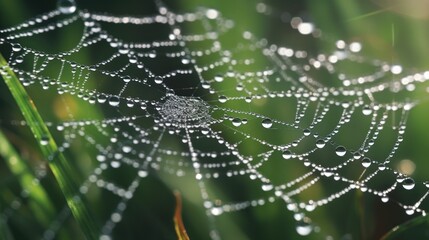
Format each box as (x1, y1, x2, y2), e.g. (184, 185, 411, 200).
(1, 0, 429, 239)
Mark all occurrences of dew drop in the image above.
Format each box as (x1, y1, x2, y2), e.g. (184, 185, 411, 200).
(12, 43, 22, 52)
(335, 146, 347, 156)
(108, 96, 120, 107)
(58, 0, 77, 14)
(123, 76, 131, 83)
(402, 177, 415, 190)
(214, 74, 224, 82)
(122, 146, 132, 153)
(315, 139, 325, 148)
(362, 106, 372, 116)
(218, 95, 227, 103)
(154, 76, 163, 84)
(405, 208, 415, 215)
(303, 129, 311, 136)
(282, 150, 292, 160)
(232, 118, 241, 127)
(361, 157, 371, 168)
(261, 118, 273, 128)
(201, 82, 210, 89)
(262, 184, 273, 191)
(138, 170, 148, 178)
(296, 220, 313, 236)
(129, 55, 138, 64)
(40, 136, 49, 146)
(210, 207, 223, 216)
(297, 22, 314, 35)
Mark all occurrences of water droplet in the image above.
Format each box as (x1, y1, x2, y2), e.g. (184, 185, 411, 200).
(218, 95, 227, 103)
(138, 170, 148, 178)
(262, 184, 273, 191)
(12, 44, 22, 52)
(58, 0, 77, 14)
(96, 154, 106, 162)
(296, 220, 313, 236)
(303, 129, 311, 136)
(315, 139, 325, 148)
(297, 22, 314, 35)
(129, 55, 138, 64)
(362, 106, 372, 116)
(424, 181, 429, 188)
(40, 136, 49, 146)
(201, 82, 210, 89)
(349, 42, 362, 53)
(353, 151, 362, 159)
(335, 146, 347, 156)
(123, 76, 131, 83)
(122, 146, 132, 153)
(381, 196, 389, 202)
(232, 118, 241, 127)
(214, 74, 224, 82)
(282, 150, 292, 159)
(405, 208, 415, 215)
(108, 96, 120, 107)
(261, 118, 272, 128)
(211, 207, 223, 216)
(361, 157, 371, 168)
(402, 177, 415, 190)
(154, 76, 163, 84)
(15, 56, 24, 63)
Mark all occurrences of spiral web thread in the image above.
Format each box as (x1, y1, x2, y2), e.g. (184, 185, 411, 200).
(1, 0, 429, 239)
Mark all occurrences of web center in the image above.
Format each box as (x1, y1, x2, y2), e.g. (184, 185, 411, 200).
(158, 95, 211, 126)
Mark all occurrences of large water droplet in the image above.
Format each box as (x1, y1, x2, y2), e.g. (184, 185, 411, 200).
(335, 146, 347, 156)
(296, 220, 313, 236)
(303, 129, 311, 136)
(232, 118, 241, 127)
(282, 150, 292, 159)
(138, 170, 148, 178)
(210, 207, 223, 216)
(315, 139, 325, 148)
(262, 184, 273, 191)
(424, 181, 429, 188)
(261, 118, 273, 128)
(154, 76, 163, 84)
(12, 43, 22, 52)
(214, 74, 224, 82)
(362, 105, 372, 116)
(108, 96, 120, 107)
(218, 95, 227, 103)
(122, 146, 132, 153)
(361, 157, 371, 168)
(40, 136, 49, 146)
(58, 0, 77, 14)
(402, 177, 415, 190)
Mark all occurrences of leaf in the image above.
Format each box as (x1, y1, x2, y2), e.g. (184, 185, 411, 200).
(380, 213, 429, 240)
(0, 129, 56, 226)
(0, 53, 99, 240)
(173, 191, 190, 240)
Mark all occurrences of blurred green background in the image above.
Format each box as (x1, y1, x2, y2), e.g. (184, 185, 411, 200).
(1, 0, 429, 239)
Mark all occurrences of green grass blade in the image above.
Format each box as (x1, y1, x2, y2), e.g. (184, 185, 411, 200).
(0, 53, 99, 240)
(380, 213, 429, 240)
(0, 129, 56, 226)
(0, 213, 14, 240)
